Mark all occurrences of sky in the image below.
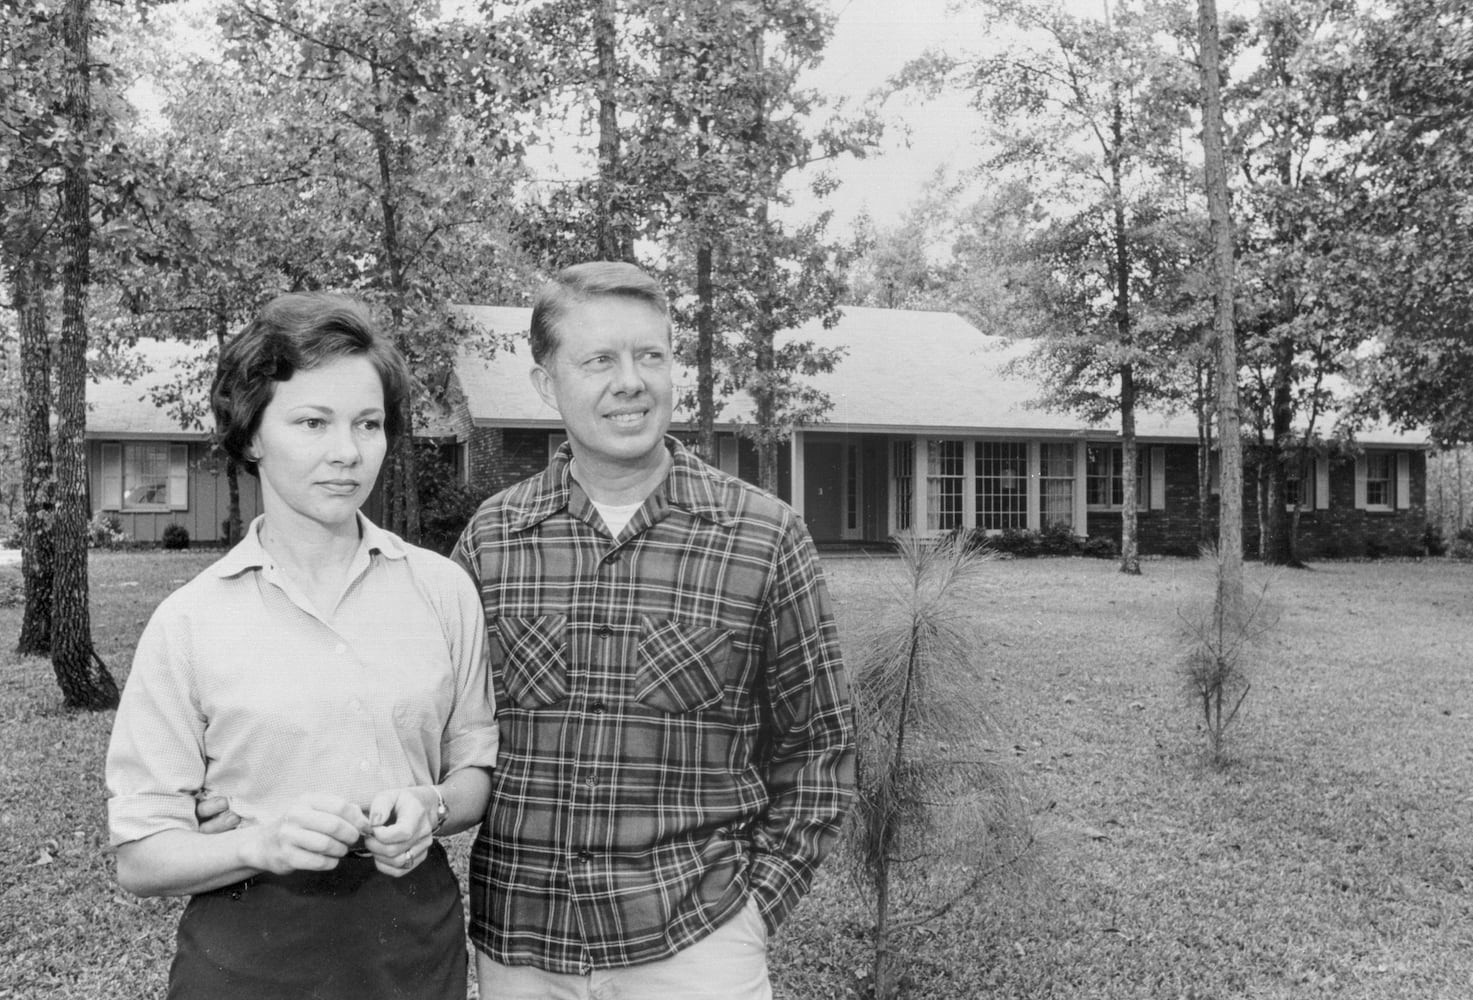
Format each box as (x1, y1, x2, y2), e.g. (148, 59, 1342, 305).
(797, 0, 1114, 232)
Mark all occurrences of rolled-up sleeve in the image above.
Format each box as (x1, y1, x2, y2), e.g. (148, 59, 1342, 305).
(438, 563, 498, 776)
(106, 609, 207, 847)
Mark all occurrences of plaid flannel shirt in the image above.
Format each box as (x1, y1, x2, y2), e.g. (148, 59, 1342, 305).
(452, 438, 855, 973)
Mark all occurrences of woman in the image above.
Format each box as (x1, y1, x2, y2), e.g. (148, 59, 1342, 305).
(106, 292, 497, 999)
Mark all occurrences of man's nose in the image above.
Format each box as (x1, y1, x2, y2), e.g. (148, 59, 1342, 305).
(611, 355, 645, 394)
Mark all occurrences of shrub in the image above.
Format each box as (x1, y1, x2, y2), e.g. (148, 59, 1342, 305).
(160, 523, 191, 550)
(0, 513, 21, 549)
(1364, 536, 1388, 560)
(415, 444, 485, 556)
(1424, 523, 1448, 557)
(86, 512, 128, 549)
(1039, 521, 1077, 556)
(1081, 534, 1118, 559)
(985, 527, 1042, 558)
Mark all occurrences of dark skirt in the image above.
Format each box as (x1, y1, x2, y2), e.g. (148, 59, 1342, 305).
(168, 842, 465, 1000)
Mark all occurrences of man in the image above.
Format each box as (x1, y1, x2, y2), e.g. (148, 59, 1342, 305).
(453, 260, 854, 998)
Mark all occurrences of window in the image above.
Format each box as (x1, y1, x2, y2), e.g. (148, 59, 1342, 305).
(926, 439, 965, 530)
(1086, 446, 1147, 509)
(1040, 443, 1074, 529)
(1364, 452, 1391, 508)
(977, 441, 1027, 531)
(1284, 454, 1317, 510)
(845, 444, 859, 532)
(893, 439, 914, 531)
(101, 442, 188, 511)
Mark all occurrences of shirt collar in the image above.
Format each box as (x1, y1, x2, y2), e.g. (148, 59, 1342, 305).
(212, 512, 405, 578)
(508, 436, 734, 533)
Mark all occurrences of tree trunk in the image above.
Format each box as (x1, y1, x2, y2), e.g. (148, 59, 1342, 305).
(15, 181, 54, 656)
(1263, 333, 1300, 565)
(593, 0, 632, 261)
(216, 312, 243, 545)
(1198, 0, 1243, 613)
(370, 60, 420, 541)
(1196, 360, 1215, 548)
(1109, 96, 1140, 575)
(53, 0, 118, 709)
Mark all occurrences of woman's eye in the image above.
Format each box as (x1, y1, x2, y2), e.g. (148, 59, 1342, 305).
(359, 419, 383, 433)
(302, 418, 325, 429)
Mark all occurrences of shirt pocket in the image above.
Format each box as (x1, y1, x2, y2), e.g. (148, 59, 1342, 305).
(493, 614, 569, 709)
(635, 616, 732, 714)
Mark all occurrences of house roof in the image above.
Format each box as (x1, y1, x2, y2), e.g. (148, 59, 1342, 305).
(87, 339, 216, 439)
(451, 304, 1424, 447)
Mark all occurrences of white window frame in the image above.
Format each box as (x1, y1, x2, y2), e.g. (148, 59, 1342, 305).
(100, 442, 188, 512)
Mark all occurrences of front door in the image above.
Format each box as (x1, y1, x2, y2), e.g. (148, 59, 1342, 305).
(804, 441, 844, 542)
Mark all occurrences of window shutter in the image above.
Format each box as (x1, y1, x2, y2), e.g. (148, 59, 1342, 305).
(168, 444, 190, 510)
(1150, 447, 1166, 510)
(1396, 452, 1411, 509)
(1354, 455, 1367, 509)
(101, 444, 123, 511)
(1315, 456, 1330, 510)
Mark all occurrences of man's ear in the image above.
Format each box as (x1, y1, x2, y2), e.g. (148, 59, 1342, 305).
(530, 365, 558, 410)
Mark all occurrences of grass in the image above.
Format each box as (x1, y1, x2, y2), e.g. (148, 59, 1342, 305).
(4, 551, 1473, 998)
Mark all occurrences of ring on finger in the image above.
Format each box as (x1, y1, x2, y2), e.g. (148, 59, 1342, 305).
(402, 848, 416, 869)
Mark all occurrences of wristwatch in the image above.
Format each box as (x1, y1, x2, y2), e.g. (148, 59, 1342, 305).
(430, 785, 448, 835)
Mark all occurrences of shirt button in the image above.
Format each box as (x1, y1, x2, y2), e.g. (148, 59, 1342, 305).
(602, 551, 620, 567)
(349, 699, 362, 712)
(596, 625, 613, 638)
(359, 761, 371, 772)
(590, 701, 607, 714)
(577, 851, 593, 864)
(584, 774, 598, 789)
(334, 643, 347, 655)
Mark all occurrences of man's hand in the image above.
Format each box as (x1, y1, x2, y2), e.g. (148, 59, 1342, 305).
(195, 794, 242, 834)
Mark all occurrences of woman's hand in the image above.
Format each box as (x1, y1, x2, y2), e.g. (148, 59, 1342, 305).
(240, 793, 369, 876)
(360, 786, 437, 878)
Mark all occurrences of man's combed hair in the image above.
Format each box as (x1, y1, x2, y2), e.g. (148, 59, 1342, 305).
(529, 261, 671, 366)
(211, 292, 411, 476)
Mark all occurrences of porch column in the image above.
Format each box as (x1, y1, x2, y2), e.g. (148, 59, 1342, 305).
(790, 430, 805, 519)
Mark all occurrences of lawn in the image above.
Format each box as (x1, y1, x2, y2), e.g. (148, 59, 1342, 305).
(3, 550, 1472, 999)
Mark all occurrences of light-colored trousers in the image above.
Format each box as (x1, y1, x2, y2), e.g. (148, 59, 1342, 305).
(476, 897, 772, 1000)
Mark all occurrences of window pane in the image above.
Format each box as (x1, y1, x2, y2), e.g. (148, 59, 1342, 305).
(977, 442, 1027, 531)
(893, 440, 913, 531)
(1366, 453, 1390, 506)
(926, 439, 964, 530)
(123, 443, 170, 508)
(1041, 443, 1073, 528)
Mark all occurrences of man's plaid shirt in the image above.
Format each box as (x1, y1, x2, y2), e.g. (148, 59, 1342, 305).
(452, 438, 855, 973)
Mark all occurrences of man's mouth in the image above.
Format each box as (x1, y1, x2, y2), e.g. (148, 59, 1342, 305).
(606, 411, 646, 425)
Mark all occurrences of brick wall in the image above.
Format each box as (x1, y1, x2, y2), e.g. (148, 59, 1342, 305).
(1089, 445, 1428, 558)
(466, 426, 557, 500)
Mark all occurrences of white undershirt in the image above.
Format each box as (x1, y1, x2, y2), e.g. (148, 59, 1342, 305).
(591, 499, 643, 538)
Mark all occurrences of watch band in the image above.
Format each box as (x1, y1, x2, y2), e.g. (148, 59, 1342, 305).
(430, 785, 448, 835)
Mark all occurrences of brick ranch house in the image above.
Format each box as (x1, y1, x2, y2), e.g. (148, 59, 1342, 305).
(86, 308, 1427, 557)
(448, 305, 1428, 559)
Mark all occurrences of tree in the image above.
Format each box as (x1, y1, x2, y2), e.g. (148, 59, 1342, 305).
(1225, 0, 1362, 566)
(1198, 0, 1243, 611)
(129, 0, 537, 541)
(931, 0, 1202, 574)
(4, 1, 64, 656)
(1327, 0, 1473, 446)
(849, 533, 1030, 1000)
(52, 0, 118, 708)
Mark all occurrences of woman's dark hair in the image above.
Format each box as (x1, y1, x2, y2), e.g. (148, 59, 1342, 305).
(529, 261, 671, 366)
(211, 292, 411, 476)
